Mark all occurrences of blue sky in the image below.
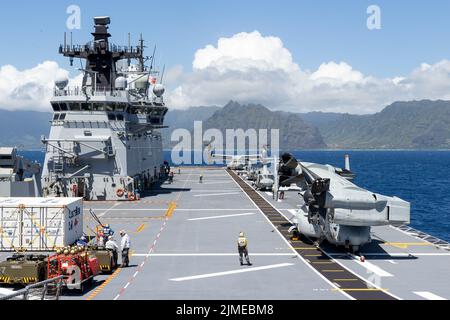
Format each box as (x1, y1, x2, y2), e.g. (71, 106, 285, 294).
(2, 1, 450, 113)
(1, 0, 450, 77)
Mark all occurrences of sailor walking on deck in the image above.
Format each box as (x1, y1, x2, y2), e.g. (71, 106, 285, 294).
(120, 230, 131, 267)
(237, 232, 252, 266)
(105, 235, 119, 267)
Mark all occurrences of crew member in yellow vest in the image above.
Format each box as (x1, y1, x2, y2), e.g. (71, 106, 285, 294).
(237, 232, 252, 266)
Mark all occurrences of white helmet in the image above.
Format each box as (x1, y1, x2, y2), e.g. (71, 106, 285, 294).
(239, 232, 244, 237)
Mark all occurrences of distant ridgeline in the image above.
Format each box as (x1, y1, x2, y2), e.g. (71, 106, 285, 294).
(0, 110, 51, 150)
(2, 99, 450, 150)
(318, 100, 450, 149)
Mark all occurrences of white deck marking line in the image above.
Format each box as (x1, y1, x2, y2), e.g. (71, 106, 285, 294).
(188, 213, 256, 221)
(84, 208, 255, 211)
(201, 181, 235, 185)
(329, 252, 450, 257)
(97, 202, 121, 217)
(243, 172, 403, 300)
(192, 189, 241, 193)
(193, 192, 242, 197)
(225, 170, 354, 301)
(170, 263, 294, 282)
(247, 177, 403, 300)
(176, 180, 232, 182)
(349, 254, 393, 277)
(112, 171, 191, 300)
(133, 253, 296, 257)
(324, 253, 402, 300)
(413, 291, 447, 300)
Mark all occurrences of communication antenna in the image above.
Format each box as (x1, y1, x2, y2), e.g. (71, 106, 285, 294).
(160, 64, 166, 84)
(145, 45, 157, 95)
(127, 32, 131, 66)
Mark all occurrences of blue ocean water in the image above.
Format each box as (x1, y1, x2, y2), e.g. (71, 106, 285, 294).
(21, 150, 450, 242)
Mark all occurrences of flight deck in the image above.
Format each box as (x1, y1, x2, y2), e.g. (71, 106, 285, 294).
(1, 167, 449, 300)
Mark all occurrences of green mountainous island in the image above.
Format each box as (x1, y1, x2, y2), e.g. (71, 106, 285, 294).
(1, 100, 450, 150)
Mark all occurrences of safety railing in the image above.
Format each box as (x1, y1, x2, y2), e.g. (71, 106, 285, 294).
(396, 224, 450, 251)
(53, 86, 128, 98)
(0, 276, 64, 300)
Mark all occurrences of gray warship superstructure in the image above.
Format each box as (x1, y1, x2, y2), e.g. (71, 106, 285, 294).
(0, 147, 41, 197)
(41, 17, 168, 200)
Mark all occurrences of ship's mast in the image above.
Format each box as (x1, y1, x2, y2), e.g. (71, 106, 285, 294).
(59, 16, 146, 91)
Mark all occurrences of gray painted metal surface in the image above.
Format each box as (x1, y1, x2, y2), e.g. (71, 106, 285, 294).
(41, 17, 167, 201)
(1, 167, 445, 300)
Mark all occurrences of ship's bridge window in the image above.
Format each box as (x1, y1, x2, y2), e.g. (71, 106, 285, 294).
(53, 113, 66, 121)
(116, 114, 124, 121)
(148, 116, 162, 125)
(108, 113, 116, 121)
(93, 103, 105, 111)
(81, 103, 92, 111)
(60, 103, 68, 111)
(106, 104, 115, 112)
(69, 103, 81, 111)
(116, 103, 126, 112)
(51, 103, 61, 111)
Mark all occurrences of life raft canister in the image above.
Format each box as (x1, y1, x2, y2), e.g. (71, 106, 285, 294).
(116, 189, 125, 197)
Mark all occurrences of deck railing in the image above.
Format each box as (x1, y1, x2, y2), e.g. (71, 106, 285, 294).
(0, 275, 64, 300)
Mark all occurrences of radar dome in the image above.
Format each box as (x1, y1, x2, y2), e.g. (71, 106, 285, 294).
(55, 77, 69, 90)
(115, 76, 127, 90)
(153, 84, 165, 97)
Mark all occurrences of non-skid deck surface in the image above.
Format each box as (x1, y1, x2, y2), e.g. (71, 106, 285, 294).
(1, 167, 449, 300)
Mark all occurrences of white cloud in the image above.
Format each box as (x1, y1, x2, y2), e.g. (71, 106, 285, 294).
(0, 61, 80, 112)
(3, 32, 450, 115)
(167, 31, 450, 114)
(310, 62, 365, 85)
(193, 31, 299, 73)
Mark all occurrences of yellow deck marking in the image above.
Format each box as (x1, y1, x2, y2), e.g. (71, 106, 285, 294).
(383, 242, 432, 249)
(305, 254, 322, 257)
(334, 278, 358, 281)
(165, 202, 177, 218)
(136, 223, 146, 233)
(311, 261, 335, 265)
(86, 268, 122, 301)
